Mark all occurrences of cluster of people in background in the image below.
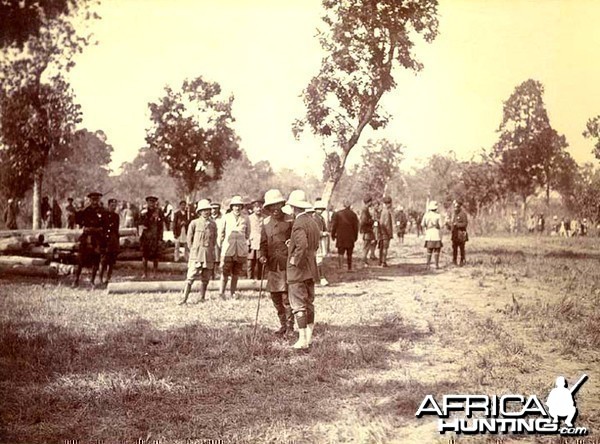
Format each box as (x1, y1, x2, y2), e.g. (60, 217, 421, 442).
(510, 211, 594, 237)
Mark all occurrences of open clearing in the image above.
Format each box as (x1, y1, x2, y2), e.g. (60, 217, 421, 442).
(1, 235, 599, 443)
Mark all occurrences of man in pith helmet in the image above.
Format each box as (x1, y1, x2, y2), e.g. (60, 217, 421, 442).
(259, 189, 294, 336)
(285, 189, 320, 349)
(179, 199, 217, 304)
(218, 195, 250, 299)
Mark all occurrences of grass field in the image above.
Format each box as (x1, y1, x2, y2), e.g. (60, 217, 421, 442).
(1, 234, 599, 443)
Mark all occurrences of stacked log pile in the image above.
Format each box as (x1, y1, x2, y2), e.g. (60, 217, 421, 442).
(0, 227, 188, 278)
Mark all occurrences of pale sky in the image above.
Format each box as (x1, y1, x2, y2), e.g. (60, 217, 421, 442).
(68, 0, 600, 175)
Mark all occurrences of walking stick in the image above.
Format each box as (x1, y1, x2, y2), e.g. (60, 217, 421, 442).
(252, 262, 267, 344)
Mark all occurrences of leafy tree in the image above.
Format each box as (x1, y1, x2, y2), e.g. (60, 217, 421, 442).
(583, 115, 600, 160)
(146, 76, 241, 201)
(44, 129, 113, 200)
(293, 0, 439, 204)
(453, 157, 504, 216)
(0, 0, 98, 228)
(123, 146, 166, 176)
(532, 127, 576, 204)
(568, 163, 600, 222)
(357, 138, 403, 199)
(0, 78, 81, 226)
(114, 150, 178, 205)
(0, 0, 98, 48)
(493, 79, 570, 211)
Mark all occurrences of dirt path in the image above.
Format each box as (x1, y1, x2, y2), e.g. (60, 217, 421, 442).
(320, 234, 600, 443)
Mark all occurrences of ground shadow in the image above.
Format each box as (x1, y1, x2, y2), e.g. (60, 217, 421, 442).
(0, 314, 435, 443)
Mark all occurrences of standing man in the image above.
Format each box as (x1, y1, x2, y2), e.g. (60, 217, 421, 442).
(359, 196, 377, 265)
(162, 200, 174, 231)
(396, 206, 408, 244)
(259, 189, 294, 336)
(179, 199, 217, 304)
(211, 201, 224, 279)
(172, 200, 190, 262)
(99, 198, 120, 286)
(313, 198, 329, 286)
(51, 198, 62, 228)
(285, 189, 320, 350)
(247, 198, 265, 280)
(3, 198, 19, 230)
(65, 197, 77, 229)
(450, 200, 469, 266)
(378, 196, 395, 267)
(218, 195, 250, 299)
(72, 192, 105, 288)
(41, 196, 51, 228)
(330, 200, 359, 271)
(140, 196, 164, 278)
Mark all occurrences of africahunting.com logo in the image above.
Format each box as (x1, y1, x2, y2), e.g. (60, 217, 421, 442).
(416, 374, 590, 436)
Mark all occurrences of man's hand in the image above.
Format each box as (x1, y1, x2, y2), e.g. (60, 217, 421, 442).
(259, 256, 267, 264)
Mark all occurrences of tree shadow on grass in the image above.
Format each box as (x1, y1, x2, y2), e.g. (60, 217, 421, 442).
(0, 313, 440, 443)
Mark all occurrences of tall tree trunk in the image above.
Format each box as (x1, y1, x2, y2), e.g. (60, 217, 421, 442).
(321, 150, 350, 208)
(32, 171, 43, 229)
(545, 181, 550, 205)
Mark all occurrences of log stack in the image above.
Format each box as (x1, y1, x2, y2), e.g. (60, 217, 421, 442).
(0, 227, 178, 278)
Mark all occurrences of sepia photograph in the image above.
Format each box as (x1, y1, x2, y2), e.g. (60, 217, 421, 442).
(0, 0, 599, 442)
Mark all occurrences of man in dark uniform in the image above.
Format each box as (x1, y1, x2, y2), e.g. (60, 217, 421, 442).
(3, 198, 19, 230)
(259, 189, 294, 336)
(378, 196, 395, 267)
(359, 196, 377, 266)
(450, 200, 469, 266)
(72, 192, 105, 288)
(331, 200, 359, 271)
(140, 196, 164, 278)
(396, 206, 408, 244)
(172, 200, 190, 262)
(285, 189, 320, 350)
(99, 198, 120, 286)
(65, 197, 77, 229)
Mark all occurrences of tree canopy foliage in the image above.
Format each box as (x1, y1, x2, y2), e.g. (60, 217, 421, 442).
(583, 115, 600, 160)
(0, 0, 98, 227)
(146, 76, 241, 200)
(357, 139, 403, 199)
(493, 79, 575, 208)
(294, 0, 439, 203)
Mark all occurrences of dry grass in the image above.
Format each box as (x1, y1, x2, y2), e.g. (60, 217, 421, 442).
(1, 234, 599, 443)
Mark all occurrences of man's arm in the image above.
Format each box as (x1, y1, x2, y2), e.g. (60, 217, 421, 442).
(259, 225, 268, 262)
(186, 219, 195, 247)
(330, 212, 338, 240)
(289, 223, 308, 266)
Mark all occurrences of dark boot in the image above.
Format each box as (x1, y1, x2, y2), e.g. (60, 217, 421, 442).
(198, 281, 208, 303)
(275, 312, 287, 336)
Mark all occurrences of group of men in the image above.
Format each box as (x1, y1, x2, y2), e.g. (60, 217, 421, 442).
(177, 189, 322, 350)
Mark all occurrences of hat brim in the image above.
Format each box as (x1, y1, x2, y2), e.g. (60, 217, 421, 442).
(264, 198, 286, 208)
(286, 199, 312, 210)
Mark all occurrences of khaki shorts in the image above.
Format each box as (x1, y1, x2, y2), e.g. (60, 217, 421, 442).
(186, 262, 212, 282)
(222, 255, 246, 277)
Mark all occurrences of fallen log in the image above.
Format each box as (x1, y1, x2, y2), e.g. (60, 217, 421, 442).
(0, 256, 48, 266)
(24, 246, 55, 258)
(0, 227, 139, 239)
(47, 242, 78, 250)
(116, 261, 188, 272)
(0, 264, 58, 278)
(107, 279, 263, 294)
(0, 239, 24, 253)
